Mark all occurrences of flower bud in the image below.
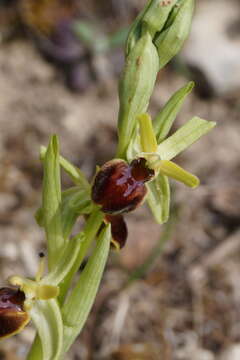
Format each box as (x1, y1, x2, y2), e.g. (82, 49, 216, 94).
(0, 287, 30, 339)
(92, 158, 154, 214)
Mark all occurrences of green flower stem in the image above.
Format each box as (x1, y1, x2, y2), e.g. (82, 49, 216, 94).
(58, 209, 104, 305)
(127, 216, 174, 284)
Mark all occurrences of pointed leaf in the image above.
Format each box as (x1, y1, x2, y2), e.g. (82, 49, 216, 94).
(157, 117, 216, 160)
(147, 174, 170, 224)
(154, 82, 194, 143)
(61, 225, 111, 353)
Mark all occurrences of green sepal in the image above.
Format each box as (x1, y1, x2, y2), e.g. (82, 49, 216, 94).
(61, 225, 111, 353)
(147, 174, 170, 224)
(155, 0, 195, 69)
(42, 136, 64, 270)
(157, 117, 216, 160)
(41, 146, 90, 190)
(158, 160, 199, 188)
(61, 187, 93, 239)
(27, 299, 63, 360)
(117, 32, 159, 158)
(154, 81, 194, 143)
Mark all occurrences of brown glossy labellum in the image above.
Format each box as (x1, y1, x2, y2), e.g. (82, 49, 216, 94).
(0, 287, 30, 339)
(92, 158, 154, 214)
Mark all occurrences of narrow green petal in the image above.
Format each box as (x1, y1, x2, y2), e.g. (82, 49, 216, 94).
(158, 160, 199, 188)
(147, 174, 170, 224)
(61, 225, 111, 353)
(138, 113, 158, 153)
(157, 117, 216, 160)
(42, 136, 64, 270)
(154, 81, 194, 143)
(27, 299, 63, 360)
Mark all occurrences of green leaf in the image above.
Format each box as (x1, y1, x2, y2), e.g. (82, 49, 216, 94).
(40, 146, 90, 190)
(61, 225, 111, 353)
(27, 299, 63, 360)
(61, 187, 93, 239)
(147, 174, 170, 224)
(154, 81, 194, 143)
(42, 136, 64, 270)
(117, 32, 159, 158)
(155, 0, 195, 69)
(157, 117, 216, 160)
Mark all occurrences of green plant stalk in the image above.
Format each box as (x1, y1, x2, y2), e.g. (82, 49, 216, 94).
(58, 209, 104, 305)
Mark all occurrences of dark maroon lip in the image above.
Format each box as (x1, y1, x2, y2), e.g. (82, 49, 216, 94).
(0, 288, 25, 312)
(91, 158, 154, 215)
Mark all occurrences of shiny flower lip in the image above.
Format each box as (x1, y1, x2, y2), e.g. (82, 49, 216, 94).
(0, 287, 30, 340)
(91, 157, 155, 215)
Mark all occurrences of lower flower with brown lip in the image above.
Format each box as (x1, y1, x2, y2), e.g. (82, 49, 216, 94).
(0, 287, 30, 339)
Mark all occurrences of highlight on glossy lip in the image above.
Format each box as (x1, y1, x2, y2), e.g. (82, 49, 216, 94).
(0, 287, 30, 340)
(91, 158, 155, 214)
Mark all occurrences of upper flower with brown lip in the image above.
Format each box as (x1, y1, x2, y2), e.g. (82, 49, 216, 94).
(92, 157, 154, 215)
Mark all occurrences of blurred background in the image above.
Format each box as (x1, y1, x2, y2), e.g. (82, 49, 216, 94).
(0, 0, 240, 359)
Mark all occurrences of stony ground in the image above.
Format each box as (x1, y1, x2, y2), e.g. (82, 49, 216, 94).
(0, 1, 240, 359)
